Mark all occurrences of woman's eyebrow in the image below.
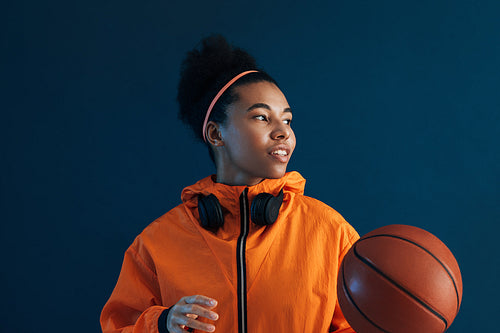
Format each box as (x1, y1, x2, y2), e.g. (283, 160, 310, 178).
(246, 103, 293, 113)
(246, 103, 271, 112)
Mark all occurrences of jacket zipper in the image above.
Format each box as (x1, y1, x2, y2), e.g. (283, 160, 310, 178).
(237, 188, 249, 333)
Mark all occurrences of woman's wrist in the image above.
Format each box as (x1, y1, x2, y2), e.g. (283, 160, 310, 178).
(158, 307, 171, 333)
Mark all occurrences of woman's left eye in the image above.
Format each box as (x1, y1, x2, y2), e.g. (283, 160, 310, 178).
(283, 119, 292, 125)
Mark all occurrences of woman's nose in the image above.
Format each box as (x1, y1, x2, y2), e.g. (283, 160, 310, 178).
(272, 121, 291, 140)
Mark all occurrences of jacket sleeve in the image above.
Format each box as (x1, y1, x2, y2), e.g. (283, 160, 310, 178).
(100, 241, 169, 333)
(329, 223, 359, 333)
(329, 301, 355, 333)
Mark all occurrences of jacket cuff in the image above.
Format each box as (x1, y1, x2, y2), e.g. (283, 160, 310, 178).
(158, 308, 170, 333)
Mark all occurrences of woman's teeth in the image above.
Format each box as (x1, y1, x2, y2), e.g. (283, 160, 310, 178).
(272, 150, 287, 156)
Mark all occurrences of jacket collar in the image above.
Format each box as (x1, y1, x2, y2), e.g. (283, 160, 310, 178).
(181, 171, 306, 206)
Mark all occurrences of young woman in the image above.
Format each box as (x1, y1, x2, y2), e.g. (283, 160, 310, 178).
(101, 35, 359, 333)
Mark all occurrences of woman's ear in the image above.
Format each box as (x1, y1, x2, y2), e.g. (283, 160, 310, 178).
(205, 121, 224, 147)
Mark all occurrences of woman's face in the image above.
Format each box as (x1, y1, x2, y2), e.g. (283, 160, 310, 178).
(215, 81, 296, 186)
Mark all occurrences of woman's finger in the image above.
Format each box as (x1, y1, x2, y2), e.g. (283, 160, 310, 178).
(178, 303, 219, 321)
(170, 312, 215, 332)
(180, 315, 216, 332)
(183, 295, 218, 308)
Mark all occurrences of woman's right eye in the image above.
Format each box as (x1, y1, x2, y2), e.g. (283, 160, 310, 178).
(255, 115, 267, 121)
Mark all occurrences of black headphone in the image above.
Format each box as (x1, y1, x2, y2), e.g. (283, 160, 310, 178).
(198, 189, 284, 231)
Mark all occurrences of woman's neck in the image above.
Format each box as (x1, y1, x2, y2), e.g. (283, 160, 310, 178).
(215, 173, 264, 186)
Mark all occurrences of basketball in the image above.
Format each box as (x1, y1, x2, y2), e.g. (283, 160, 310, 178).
(337, 224, 463, 333)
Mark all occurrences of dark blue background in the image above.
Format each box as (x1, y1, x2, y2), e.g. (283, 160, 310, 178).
(2, 0, 499, 332)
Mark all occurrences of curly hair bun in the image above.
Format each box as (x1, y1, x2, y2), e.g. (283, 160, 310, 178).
(177, 34, 276, 144)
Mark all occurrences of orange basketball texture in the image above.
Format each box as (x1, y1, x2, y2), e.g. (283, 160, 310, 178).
(337, 224, 463, 333)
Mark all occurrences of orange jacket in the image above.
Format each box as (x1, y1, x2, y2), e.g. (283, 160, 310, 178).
(101, 171, 359, 332)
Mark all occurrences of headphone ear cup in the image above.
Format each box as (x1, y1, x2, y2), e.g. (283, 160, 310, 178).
(198, 194, 224, 231)
(251, 189, 284, 226)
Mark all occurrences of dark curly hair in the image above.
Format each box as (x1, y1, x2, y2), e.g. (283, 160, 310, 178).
(177, 34, 279, 162)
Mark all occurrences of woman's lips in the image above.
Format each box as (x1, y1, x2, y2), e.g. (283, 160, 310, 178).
(269, 153, 290, 163)
(269, 146, 291, 163)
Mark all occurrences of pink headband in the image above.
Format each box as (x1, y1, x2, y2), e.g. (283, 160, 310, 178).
(202, 70, 258, 142)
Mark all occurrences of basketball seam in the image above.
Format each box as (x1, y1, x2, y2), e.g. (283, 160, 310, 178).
(341, 258, 390, 333)
(362, 234, 461, 317)
(353, 240, 449, 330)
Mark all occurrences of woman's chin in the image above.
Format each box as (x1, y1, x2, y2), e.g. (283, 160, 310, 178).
(263, 167, 288, 180)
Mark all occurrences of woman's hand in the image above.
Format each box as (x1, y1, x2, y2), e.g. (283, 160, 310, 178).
(166, 295, 219, 332)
